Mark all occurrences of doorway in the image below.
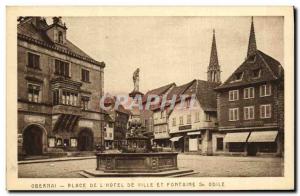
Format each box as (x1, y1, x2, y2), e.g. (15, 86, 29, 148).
(23, 124, 44, 155)
(78, 128, 94, 151)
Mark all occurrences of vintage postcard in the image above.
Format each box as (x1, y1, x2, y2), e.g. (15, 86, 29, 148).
(6, 6, 294, 191)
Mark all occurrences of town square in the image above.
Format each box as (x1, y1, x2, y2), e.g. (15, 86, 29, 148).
(16, 15, 284, 178)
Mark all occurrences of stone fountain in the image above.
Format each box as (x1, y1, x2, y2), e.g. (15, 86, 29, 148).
(80, 68, 195, 177)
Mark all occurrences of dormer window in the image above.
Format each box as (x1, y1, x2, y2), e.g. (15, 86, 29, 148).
(58, 31, 63, 44)
(235, 72, 243, 80)
(253, 68, 261, 78)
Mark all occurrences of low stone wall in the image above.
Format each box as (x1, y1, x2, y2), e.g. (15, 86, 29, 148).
(96, 152, 178, 173)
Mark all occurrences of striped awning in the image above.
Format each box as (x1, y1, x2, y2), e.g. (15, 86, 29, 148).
(169, 136, 183, 142)
(53, 114, 80, 132)
(248, 131, 278, 142)
(224, 132, 250, 143)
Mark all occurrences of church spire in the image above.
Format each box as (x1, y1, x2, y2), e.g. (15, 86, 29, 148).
(247, 16, 257, 58)
(207, 29, 221, 83)
(209, 29, 219, 68)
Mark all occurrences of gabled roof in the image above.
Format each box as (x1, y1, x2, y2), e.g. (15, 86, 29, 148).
(153, 79, 219, 113)
(142, 83, 175, 103)
(215, 50, 283, 90)
(150, 80, 194, 112)
(166, 80, 196, 101)
(178, 80, 219, 111)
(17, 17, 104, 68)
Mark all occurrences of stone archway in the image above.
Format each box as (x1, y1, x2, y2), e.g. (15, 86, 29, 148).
(23, 124, 46, 155)
(78, 128, 94, 151)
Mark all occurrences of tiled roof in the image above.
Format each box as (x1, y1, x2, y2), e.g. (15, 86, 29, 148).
(166, 80, 195, 101)
(195, 80, 219, 111)
(142, 83, 175, 103)
(17, 17, 104, 68)
(215, 50, 283, 90)
(150, 81, 193, 111)
(152, 79, 219, 112)
(181, 80, 219, 111)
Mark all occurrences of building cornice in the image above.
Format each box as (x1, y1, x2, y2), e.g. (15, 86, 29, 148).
(18, 33, 105, 68)
(218, 125, 278, 131)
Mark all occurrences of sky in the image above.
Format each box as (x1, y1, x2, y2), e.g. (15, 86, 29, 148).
(47, 16, 283, 95)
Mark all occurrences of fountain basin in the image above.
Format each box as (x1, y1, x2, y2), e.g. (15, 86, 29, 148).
(96, 152, 178, 173)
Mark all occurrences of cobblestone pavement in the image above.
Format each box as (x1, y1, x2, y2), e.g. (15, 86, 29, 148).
(18, 154, 283, 178)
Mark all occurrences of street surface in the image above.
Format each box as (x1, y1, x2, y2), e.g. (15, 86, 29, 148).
(18, 154, 283, 178)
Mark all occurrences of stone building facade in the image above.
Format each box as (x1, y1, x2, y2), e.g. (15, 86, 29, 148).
(214, 18, 284, 156)
(17, 17, 105, 157)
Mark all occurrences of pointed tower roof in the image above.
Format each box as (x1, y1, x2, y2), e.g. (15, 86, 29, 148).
(247, 17, 257, 57)
(209, 29, 219, 69)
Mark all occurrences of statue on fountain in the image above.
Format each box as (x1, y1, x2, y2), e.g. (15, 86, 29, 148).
(129, 68, 143, 98)
(133, 68, 140, 92)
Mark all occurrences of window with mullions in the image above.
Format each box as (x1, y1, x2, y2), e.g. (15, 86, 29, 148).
(61, 91, 78, 106)
(229, 108, 239, 121)
(260, 84, 272, 97)
(55, 59, 70, 77)
(28, 83, 41, 103)
(27, 52, 40, 69)
(229, 90, 239, 101)
(81, 96, 90, 110)
(81, 69, 90, 82)
(244, 106, 255, 120)
(244, 87, 255, 99)
(260, 104, 272, 119)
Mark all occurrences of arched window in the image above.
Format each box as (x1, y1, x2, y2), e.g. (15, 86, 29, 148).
(58, 31, 63, 43)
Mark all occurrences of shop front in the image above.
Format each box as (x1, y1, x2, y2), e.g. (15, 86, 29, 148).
(224, 132, 250, 155)
(247, 131, 279, 156)
(223, 130, 280, 156)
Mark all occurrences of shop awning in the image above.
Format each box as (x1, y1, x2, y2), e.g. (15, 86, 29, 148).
(187, 131, 201, 136)
(224, 132, 250, 143)
(169, 136, 183, 142)
(248, 131, 278, 142)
